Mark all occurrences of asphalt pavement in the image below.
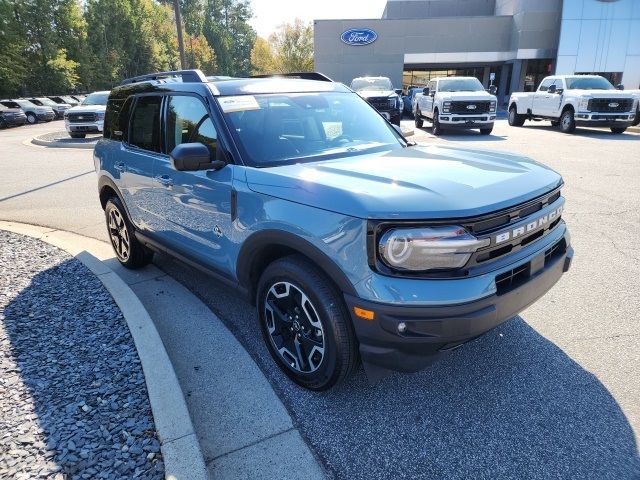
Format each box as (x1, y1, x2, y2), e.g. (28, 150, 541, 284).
(1, 119, 639, 479)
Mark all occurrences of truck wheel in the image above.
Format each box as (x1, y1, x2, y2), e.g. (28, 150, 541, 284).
(70, 133, 86, 139)
(560, 109, 576, 133)
(0, 118, 6, 129)
(432, 110, 443, 136)
(610, 127, 626, 134)
(414, 109, 423, 128)
(480, 126, 493, 135)
(257, 255, 358, 391)
(104, 196, 153, 269)
(508, 106, 525, 126)
(632, 107, 639, 127)
(26, 113, 38, 124)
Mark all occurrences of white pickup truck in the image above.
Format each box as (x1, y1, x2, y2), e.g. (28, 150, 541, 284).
(508, 75, 638, 134)
(413, 76, 497, 135)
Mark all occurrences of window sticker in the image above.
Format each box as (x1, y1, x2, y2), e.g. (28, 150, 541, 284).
(219, 95, 261, 113)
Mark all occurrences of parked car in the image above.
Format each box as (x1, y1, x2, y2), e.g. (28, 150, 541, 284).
(49, 95, 80, 107)
(630, 89, 640, 126)
(402, 86, 423, 115)
(508, 75, 637, 134)
(0, 99, 55, 124)
(28, 97, 71, 119)
(64, 91, 109, 138)
(350, 76, 403, 125)
(0, 103, 28, 128)
(95, 69, 572, 390)
(414, 77, 498, 135)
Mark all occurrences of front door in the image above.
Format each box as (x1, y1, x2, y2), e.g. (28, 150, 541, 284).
(532, 78, 555, 116)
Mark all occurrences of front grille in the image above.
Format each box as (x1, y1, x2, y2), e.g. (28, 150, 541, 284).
(68, 112, 96, 123)
(449, 101, 491, 114)
(587, 98, 633, 113)
(367, 97, 391, 111)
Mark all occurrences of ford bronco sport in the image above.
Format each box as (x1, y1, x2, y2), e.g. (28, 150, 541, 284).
(95, 69, 573, 390)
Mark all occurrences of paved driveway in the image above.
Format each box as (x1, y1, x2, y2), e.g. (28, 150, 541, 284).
(1, 120, 638, 479)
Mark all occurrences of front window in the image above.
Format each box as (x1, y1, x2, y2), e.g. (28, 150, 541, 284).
(35, 97, 57, 106)
(350, 78, 393, 92)
(16, 100, 38, 109)
(166, 95, 218, 158)
(220, 92, 404, 167)
(82, 92, 109, 105)
(566, 76, 614, 90)
(438, 78, 484, 92)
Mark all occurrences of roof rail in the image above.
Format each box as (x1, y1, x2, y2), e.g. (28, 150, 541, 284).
(120, 69, 207, 86)
(251, 72, 334, 82)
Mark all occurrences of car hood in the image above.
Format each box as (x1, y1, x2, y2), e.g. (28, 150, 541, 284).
(356, 89, 396, 99)
(245, 145, 563, 220)
(439, 91, 495, 100)
(567, 90, 635, 98)
(67, 105, 106, 113)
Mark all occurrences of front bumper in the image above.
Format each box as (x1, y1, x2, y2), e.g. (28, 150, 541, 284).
(439, 114, 496, 128)
(65, 120, 103, 133)
(345, 235, 573, 374)
(1, 115, 27, 126)
(37, 112, 55, 121)
(575, 112, 635, 128)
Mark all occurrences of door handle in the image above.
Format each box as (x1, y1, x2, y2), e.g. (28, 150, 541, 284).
(154, 175, 173, 187)
(114, 162, 126, 172)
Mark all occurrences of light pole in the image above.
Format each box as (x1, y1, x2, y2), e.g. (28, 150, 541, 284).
(172, 0, 186, 69)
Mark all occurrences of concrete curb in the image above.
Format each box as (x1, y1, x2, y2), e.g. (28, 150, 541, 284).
(31, 133, 98, 149)
(0, 221, 208, 480)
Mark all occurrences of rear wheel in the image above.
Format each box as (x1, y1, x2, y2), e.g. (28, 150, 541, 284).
(104, 196, 153, 269)
(431, 110, 443, 136)
(610, 127, 626, 134)
(70, 133, 85, 139)
(560, 109, 576, 133)
(508, 106, 525, 126)
(257, 255, 358, 391)
(414, 109, 423, 128)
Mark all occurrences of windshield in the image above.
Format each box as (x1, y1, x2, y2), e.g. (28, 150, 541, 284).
(82, 93, 109, 105)
(64, 96, 79, 103)
(566, 76, 614, 90)
(35, 97, 58, 106)
(351, 78, 393, 92)
(16, 100, 38, 108)
(438, 78, 484, 92)
(220, 92, 404, 167)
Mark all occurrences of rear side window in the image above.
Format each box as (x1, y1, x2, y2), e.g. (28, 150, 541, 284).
(104, 96, 132, 141)
(129, 96, 162, 152)
(166, 95, 217, 158)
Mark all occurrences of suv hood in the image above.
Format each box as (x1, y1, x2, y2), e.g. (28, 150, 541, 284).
(67, 105, 106, 114)
(245, 145, 562, 220)
(357, 90, 396, 99)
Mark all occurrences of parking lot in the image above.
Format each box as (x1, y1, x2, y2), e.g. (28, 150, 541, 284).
(1, 120, 639, 478)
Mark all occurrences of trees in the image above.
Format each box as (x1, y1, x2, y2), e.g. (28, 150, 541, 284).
(251, 19, 314, 75)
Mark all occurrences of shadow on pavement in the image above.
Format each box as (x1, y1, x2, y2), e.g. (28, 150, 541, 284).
(414, 126, 507, 141)
(520, 124, 639, 140)
(153, 253, 640, 480)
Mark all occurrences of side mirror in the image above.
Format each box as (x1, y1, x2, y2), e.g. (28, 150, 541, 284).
(394, 88, 402, 95)
(547, 84, 557, 94)
(556, 88, 564, 95)
(170, 143, 225, 171)
(489, 85, 497, 95)
(615, 84, 624, 90)
(422, 87, 429, 96)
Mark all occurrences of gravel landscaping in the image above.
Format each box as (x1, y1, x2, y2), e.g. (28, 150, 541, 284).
(0, 230, 163, 479)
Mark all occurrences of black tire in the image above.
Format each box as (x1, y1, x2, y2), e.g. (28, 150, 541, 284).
(257, 255, 358, 391)
(508, 106, 525, 126)
(560, 109, 576, 133)
(70, 133, 86, 139)
(414, 109, 423, 128)
(632, 107, 639, 127)
(0, 118, 6, 129)
(610, 127, 626, 134)
(104, 196, 153, 269)
(550, 120, 559, 127)
(431, 109, 443, 136)
(480, 126, 493, 135)
(26, 113, 37, 124)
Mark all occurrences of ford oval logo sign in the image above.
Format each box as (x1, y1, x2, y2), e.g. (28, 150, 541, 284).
(341, 28, 377, 46)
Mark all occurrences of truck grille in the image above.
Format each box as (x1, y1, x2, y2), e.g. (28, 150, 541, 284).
(366, 97, 392, 111)
(587, 98, 633, 113)
(449, 101, 491, 114)
(67, 112, 96, 123)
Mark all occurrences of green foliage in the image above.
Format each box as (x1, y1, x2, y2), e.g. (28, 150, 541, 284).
(251, 19, 314, 75)
(0, 0, 254, 96)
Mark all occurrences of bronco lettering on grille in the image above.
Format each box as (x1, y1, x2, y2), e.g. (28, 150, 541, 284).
(494, 205, 563, 244)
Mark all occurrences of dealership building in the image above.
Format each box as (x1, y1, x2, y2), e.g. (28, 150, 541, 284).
(314, 0, 640, 105)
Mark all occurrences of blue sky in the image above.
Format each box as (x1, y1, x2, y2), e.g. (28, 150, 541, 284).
(249, 0, 388, 38)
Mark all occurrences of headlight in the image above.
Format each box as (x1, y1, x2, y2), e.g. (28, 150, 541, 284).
(96, 111, 105, 120)
(489, 101, 497, 113)
(443, 101, 451, 113)
(578, 98, 590, 111)
(378, 226, 489, 272)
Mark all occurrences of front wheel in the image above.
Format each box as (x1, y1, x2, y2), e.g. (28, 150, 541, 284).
(632, 108, 640, 127)
(479, 126, 493, 135)
(69, 133, 85, 139)
(26, 113, 37, 124)
(414, 109, 423, 128)
(104, 196, 153, 269)
(560, 109, 576, 133)
(611, 127, 626, 134)
(257, 255, 358, 391)
(432, 110, 443, 136)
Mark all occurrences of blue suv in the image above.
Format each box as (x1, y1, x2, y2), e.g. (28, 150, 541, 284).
(95, 70, 573, 390)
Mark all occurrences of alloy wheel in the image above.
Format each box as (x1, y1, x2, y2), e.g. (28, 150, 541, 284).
(108, 207, 131, 262)
(264, 281, 325, 373)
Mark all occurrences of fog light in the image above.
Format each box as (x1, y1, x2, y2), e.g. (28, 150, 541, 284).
(397, 322, 407, 333)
